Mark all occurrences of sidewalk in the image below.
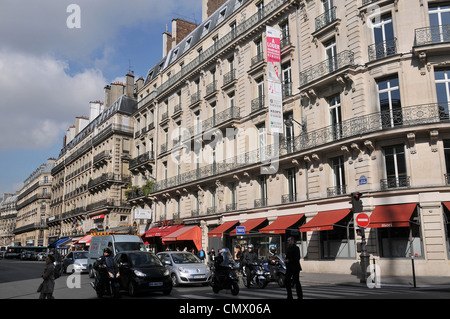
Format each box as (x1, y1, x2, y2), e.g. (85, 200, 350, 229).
(299, 272, 450, 289)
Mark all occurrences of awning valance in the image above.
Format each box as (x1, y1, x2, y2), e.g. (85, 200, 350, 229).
(73, 234, 92, 245)
(230, 218, 267, 236)
(368, 203, 417, 228)
(260, 214, 305, 234)
(208, 221, 239, 237)
(142, 225, 183, 238)
(162, 225, 202, 251)
(300, 209, 351, 232)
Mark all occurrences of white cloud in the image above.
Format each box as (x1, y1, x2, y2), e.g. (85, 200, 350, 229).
(0, 50, 106, 151)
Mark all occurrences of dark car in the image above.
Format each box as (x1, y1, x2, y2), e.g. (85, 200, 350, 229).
(114, 251, 172, 297)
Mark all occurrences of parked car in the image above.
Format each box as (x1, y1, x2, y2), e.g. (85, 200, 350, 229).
(115, 251, 172, 296)
(156, 251, 212, 287)
(62, 251, 89, 274)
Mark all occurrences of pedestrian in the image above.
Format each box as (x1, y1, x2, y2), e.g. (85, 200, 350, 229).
(38, 254, 56, 299)
(285, 236, 303, 299)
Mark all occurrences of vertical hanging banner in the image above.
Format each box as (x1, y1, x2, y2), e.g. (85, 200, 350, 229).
(266, 26, 283, 134)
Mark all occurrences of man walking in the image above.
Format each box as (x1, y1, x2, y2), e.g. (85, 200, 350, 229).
(285, 236, 303, 299)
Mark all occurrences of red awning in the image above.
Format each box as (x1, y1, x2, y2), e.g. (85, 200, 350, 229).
(443, 202, 450, 211)
(208, 221, 239, 237)
(300, 209, 351, 232)
(162, 226, 202, 251)
(91, 214, 105, 220)
(260, 214, 305, 234)
(368, 203, 417, 228)
(142, 225, 183, 238)
(230, 218, 267, 236)
(73, 234, 92, 245)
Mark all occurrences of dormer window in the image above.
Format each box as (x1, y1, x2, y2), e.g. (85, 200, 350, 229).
(202, 21, 211, 37)
(184, 37, 192, 51)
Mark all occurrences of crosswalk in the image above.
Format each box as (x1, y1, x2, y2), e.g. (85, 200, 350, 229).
(157, 282, 419, 300)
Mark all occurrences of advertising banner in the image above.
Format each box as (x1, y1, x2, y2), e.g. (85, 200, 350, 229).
(266, 26, 283, 134)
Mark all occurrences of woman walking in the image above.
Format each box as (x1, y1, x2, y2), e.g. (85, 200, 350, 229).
(39, 254, 56, 299)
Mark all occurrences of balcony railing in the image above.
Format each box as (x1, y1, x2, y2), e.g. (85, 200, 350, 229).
(152, 102, 447, 194)
(415, 24, 450, 46)
(129, 151, 154, 170)
(368, 38, 397, 61)
(281, 193, 297, 204)
(380, 176, 410, 190)
(299, 50, 355, 87)
(223, 69, 236, 86)
(251, 95, 265, 112)
(315, 7, 337, 31)
(251, 52, 264, 66)
(327, 185, 347, 197)
(206, 81, 217, 96)
(254, 198, 268, 208)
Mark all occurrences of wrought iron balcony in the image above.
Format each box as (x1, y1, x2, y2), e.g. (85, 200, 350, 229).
(226, 203, 237, 212)
(251, 95, 265, 112)
(299, 50, 355, 87)
(380, 176, 410, 190)
(315, 7, 337, 31)
(326, 185, 347, 197)
(254, 198, 268, 208)
(415, 24, 450, 46)
(281, 193, 297, 204)
(251, 52, 264, 67)
(129, 151, 154, 170)
(368, 38, 397, 61)
(223, 69, 236, 86)
(190, 92, 201, 105)
(206, 81, 217, 96)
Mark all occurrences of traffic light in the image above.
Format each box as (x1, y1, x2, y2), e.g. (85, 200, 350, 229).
(351, 192, 363, 213)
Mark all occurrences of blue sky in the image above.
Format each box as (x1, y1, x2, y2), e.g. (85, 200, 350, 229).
(0, 0, 202, 196)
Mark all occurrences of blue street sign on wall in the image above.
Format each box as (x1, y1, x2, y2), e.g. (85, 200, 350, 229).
(235, 226, 246, 234)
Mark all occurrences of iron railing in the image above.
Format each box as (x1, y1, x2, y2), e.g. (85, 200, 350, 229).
(315, 7, 337, 31)
(299, 50, 355, 87)
(368, 38, 397, 61)
(415, 24, 450, 46)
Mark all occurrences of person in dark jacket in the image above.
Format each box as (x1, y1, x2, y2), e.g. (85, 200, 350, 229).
(39, 254, 56, 299)
(242, 244, 258, 288)
(285, 236, 303, 299)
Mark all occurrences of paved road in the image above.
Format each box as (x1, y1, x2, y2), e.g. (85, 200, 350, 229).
(1, 259, 449, 300)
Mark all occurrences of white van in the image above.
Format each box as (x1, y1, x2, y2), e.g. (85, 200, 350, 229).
(88, 234, 144, 277)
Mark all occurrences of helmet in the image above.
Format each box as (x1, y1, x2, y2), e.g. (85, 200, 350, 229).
(247, 244, 254, 250)
(103, 248, 112, 256)
(269, 245, 277, 255)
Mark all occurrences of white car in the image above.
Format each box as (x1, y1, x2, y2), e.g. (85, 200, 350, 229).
(157, 251, 211, 286)
(62, 251, 89, 273)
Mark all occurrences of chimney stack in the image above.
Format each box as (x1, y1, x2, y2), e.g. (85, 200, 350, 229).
(202, 0, 228, 21)
(163, 19, 197, 58)
(126, 72, 135, 97)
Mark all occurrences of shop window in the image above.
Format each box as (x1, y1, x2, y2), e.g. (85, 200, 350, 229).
(320, 214, 355, 259)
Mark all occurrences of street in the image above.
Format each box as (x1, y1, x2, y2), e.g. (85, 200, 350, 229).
(1, 258, 449, 301)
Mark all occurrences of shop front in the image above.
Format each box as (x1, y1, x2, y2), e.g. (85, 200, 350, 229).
(141, 224, 183, 252)
(162, 225, 202, 252)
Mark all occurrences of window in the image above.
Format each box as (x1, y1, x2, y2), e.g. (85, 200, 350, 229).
(258, 123, 266, 161)
(320, 214, 355, 259)
(284, 112, 294, 152)
(372, 14, 395, 59)
(324, 38, 337, 72)
(202, 21, 210, 37)
(377, 208, 423, 258)
(428, 4, 450, 43)
(330, 156, 346, 196)
(282, 62, 292, 98)
(259, 175, 267, 206)
(184, 37, 192, 51)
(286, 168, 297, 202)
(377, 75, 402, 128)
(445, 140, 450, 183)
(435, 69, 450, 119)
(328, 94, 342, 140)
(383, 144, 407, 189)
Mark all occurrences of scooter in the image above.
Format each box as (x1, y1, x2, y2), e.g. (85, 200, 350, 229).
(211, 249, 239, 295)
(242, 261, 270, 288)
(211, 261, 240, 296)
(265, 254, 287, 287)
(90, 263, 121, 298)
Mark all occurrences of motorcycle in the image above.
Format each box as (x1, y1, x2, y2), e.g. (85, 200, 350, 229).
(264, 254, 287, 287)
(242, 261, 270, 288)
(90, 262, 121, 298)
(211, 248, 239, 296)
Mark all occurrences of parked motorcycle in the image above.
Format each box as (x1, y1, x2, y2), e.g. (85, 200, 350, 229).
(90, 261, 121, 298)
(242, 261, 270, 288)
(264, 254, 287, 287)
(211, 248, 239, 296)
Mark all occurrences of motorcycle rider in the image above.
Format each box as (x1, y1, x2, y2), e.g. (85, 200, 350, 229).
(94, 248, 119, 292)
(242, 244, 258, 288)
